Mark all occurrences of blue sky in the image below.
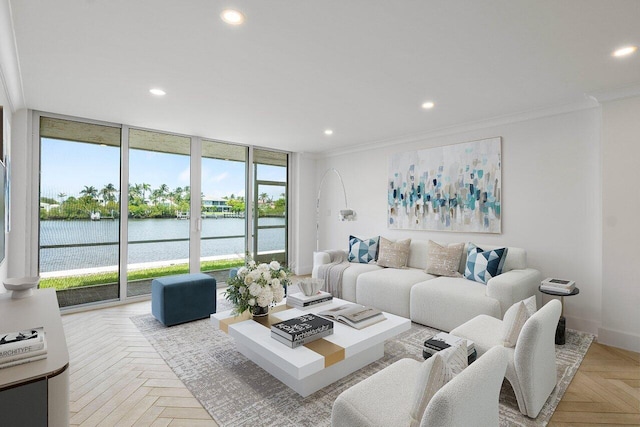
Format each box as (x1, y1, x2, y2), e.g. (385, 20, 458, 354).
(40, 138, 285, 200)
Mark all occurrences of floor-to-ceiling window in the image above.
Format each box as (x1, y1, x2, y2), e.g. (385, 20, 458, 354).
(200, 140, 248, 273)
(253, 149, 288, 264)
(127, 129, 191, 297)
(38, 117, 122, 307)
(38, 114, 290, 308)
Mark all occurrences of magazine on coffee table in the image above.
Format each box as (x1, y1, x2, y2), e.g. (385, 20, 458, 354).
(318, 304, 385, 329)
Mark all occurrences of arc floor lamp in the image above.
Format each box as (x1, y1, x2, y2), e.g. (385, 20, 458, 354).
(316, 168, 356, 251)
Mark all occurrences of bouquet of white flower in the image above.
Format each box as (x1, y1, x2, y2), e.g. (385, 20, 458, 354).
(225, 258, 291, 316)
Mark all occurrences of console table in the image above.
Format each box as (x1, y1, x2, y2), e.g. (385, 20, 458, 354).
(0, 288, 69, 426)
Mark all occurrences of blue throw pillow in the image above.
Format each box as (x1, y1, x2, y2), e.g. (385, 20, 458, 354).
(464, 243, 508, 284)
(348, 235, 380, 264)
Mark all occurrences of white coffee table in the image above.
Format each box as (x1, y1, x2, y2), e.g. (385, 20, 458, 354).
(211, 298, 411, 397)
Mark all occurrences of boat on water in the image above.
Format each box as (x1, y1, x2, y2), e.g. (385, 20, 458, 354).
(90, 211, 101, 221)
(176, 211, 190, 220)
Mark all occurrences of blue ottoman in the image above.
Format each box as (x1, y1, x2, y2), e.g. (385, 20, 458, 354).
(151, 273, 217, 326)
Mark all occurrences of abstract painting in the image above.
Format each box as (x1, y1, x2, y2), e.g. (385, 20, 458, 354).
(388, 137, 501, 233)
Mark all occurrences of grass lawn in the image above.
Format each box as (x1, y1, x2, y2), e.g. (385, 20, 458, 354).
(39, 259, 245, 290)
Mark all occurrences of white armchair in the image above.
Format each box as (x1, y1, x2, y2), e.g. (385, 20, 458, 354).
(331, 346, 508, 427)
(450, 299, 562, 418)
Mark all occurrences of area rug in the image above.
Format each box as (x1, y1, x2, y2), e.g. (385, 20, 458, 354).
(131, 303, 593, 427)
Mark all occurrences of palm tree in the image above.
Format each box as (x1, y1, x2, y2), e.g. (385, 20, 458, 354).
(142, 183, 151, 202)
(159, 184, 170, 198)
(259, 192, 269, 204)
(57, 192, 67, 203)
(101, 183, 117, 204)
(80, 185, 98, 199)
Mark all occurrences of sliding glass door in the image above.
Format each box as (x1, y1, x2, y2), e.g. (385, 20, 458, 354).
(127, 129, 191, 297)
(38, 117, 122, 307)
(38, 114, 290, 308)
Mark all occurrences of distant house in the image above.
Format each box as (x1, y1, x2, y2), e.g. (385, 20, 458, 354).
(202, 197, 231, 212)
(40, 202, 60, 212)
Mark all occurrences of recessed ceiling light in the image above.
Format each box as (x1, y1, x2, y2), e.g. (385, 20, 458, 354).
(149, 88, 166, 96)
(324, 129, 333, 135)
(421, 101, 435, 109)
(221, 9, 245, 25)
(612, 45, 638, 57)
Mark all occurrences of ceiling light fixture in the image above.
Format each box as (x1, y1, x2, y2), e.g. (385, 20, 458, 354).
(149, 88, 166, 96)
(612, 45, 638, 57)
(221, 9, 245, 25)
(324, 129, 333, 135)
(421, 101, 435, 109)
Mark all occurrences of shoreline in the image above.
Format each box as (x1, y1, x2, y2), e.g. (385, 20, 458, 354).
(40, 251, 283, 278)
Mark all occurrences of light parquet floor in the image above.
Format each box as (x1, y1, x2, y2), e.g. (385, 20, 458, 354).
(63, 301, 219, 427)
(549, 341, 640, 426)
(64, 300, 640, 427)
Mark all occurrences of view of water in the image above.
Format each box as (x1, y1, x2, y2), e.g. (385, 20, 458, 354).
(40, 217, 285, 272)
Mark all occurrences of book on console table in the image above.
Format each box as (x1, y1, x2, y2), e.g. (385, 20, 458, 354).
(0, 327, 48, 369)
(287, 291, 333, 308)
(271, 313, 334, 343)
(318, 304, 386, 330)
(270, 327, 333, 348)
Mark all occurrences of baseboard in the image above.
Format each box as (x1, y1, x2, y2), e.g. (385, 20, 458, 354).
(565, 315, 600, 337)
(597, 326, 640, 353)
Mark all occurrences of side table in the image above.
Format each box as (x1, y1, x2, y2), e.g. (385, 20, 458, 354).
(538, 285, 580, 345)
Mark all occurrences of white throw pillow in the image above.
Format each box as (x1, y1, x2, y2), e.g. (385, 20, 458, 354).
(409, 354, 445, 427)
(409, 342, 468, 427)
(502, 296, 537, 347)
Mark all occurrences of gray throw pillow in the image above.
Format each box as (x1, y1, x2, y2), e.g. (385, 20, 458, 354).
(425, 240, 464, 277)
(377, 237, 411, 268)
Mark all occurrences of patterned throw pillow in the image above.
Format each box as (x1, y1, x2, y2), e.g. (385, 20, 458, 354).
(347, 235, 379, 264)
(464, 243, 508, 284)
(501, 296, 537, 347)
(425, 241, 464, 277)
(377, 237, 411, 268)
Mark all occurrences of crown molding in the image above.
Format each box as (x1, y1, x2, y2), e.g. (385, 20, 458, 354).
(0, 0, 26, 112)
(588, 83, 640, 103)
(318, 97, 600, 158)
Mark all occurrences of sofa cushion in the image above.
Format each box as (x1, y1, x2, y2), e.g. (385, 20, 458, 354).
(501, 295, 537, 347)
(450, 314, 506, 356)
(425, 241, 464, 277)
(341, 263, 384, 303)
(464, 243, 508, 284)
(377, 237, 411, 268)
(407, 239, 430, 269)
(348, 235, 379, 264)
(410, 277, 501, 332)
(357, 268, 433, 318)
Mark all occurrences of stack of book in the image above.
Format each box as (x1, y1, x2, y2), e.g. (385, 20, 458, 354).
(271, 314, 334, 348)
(423, 332, 476, 364)
(318, 303, 386, 329)
(287, 291, 333, 309)
(0, 327, 48, 369)
(540, 278, 576, 294)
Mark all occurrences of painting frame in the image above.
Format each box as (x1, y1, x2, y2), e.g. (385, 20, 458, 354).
(388, 137, 502, 233)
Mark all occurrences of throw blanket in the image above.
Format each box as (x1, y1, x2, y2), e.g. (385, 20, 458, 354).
(316, 250, 350, 298)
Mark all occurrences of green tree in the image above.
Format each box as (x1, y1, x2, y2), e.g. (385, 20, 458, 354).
(80, 185, 98, 199)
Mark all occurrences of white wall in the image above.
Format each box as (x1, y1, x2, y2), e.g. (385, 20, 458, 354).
(311, 108, 603, 335)
(599, 96, 640, 352)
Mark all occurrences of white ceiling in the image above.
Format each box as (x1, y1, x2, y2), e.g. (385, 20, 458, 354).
(8, 0, 640, 153)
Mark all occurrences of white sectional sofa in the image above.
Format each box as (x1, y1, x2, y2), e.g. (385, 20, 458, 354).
(312, 239, 541, 332)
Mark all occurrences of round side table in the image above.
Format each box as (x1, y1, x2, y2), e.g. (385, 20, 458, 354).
(538, 286, 579, 345)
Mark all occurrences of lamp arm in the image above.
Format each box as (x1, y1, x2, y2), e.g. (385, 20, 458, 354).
(316, 168, 350, 252)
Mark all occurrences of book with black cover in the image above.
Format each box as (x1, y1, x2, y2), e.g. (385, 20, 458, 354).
(270, 327, 334, 348)
(271, 314, 333, 342)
